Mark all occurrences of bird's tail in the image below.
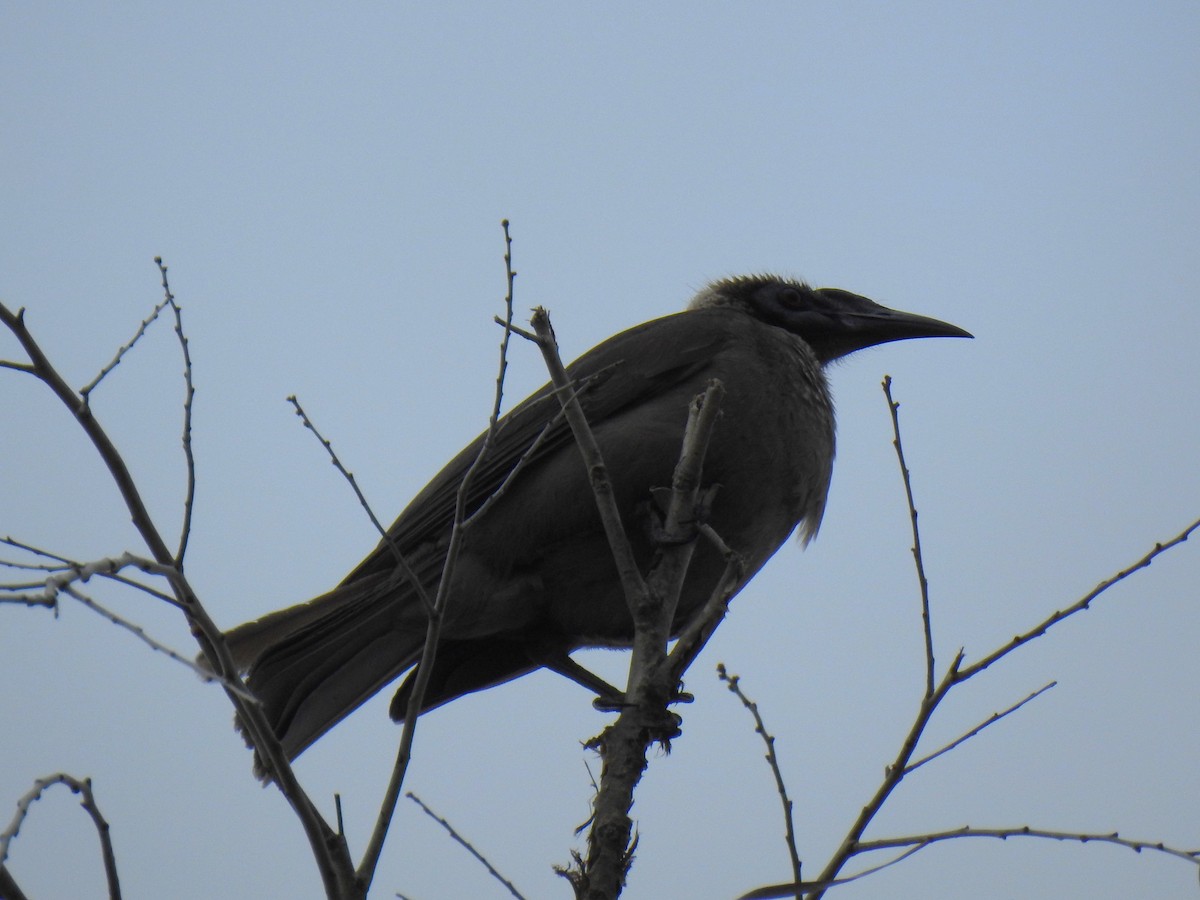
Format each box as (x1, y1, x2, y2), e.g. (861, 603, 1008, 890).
(223, 571, 425, 766)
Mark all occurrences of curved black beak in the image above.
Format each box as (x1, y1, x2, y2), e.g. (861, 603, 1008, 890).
(810, 288, 972, 363)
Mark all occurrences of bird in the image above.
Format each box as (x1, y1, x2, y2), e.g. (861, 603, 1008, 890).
(225, 274, 970, 762)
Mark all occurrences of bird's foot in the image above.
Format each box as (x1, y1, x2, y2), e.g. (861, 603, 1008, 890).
(591, 688, 693, 713)
(644, 485, 720, 546)
(583, 702, 685, 751)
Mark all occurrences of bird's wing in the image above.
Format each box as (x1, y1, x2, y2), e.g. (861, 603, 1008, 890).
(341, 309, 730, 584)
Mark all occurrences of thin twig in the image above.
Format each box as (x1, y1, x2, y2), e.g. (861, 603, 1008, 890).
(287, 394, 434, 617)
(906, 681, 1056, 773)
(0, 536, 76, 563)
(737, 844, 924, 898)
(10, 550, 183, 605)
(64, 582, 257, 700)
(718, 666, 803, 898)
(957, 516, 1200, 682)
(491, 219, 517, 431)
(79, 291, 172, 402)
(1, 557, 74, 572)
(356, 219, 522, 892)
(156, 260, 198, 565)
(1, 539, 179, 606)
(464, 416, 558, 525)
(665, 520, 745, 678)
(406, 792, 527, 900)
(738, 817, 1200, 900)
(526, 307, 645, 609)
(855, 824, 1200, 867)
(0, 356, 36, 374)
(465, 368, 612, 528)
(882, 376, 935, 697)
(495, 318, 539, 343)
(1, 549, 254, 698)
(650, 382, 726, 627)
(0, 774, 122, 899)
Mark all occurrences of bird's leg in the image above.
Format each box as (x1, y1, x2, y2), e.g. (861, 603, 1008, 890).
(531, 645, 694, 711)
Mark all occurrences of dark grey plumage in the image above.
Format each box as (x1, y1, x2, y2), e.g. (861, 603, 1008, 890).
(226, 274, 970, 761)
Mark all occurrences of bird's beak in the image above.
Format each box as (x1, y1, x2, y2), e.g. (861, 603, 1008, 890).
(813, 288, 972, 362)
(854, 307, 974, 342)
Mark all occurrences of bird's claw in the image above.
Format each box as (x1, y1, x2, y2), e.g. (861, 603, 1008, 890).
(591, 688, 693, 713)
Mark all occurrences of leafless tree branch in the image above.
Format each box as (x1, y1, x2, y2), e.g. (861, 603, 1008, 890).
(78, 293, 172, 401)
(356, 219, 523, 892)
(718, 665, 803, 899)
(286, 394, 434, 619)
(796, 380, 1199, 899)
(956, 516, 1200, 682)
(1, 277, 359, 898)
(0, 774, 121, 900)
(905, 680, 1056, 774)
(157, 259, 199, 565)
(405, 792, 527, 900)
(882, 375, 935, 697)
(521, 308, 726, 899)
(665, 521, 745, 680)
(1, 539, 181, 611)
(855, 824, 1200, 867)
(526, 306, 646, 610)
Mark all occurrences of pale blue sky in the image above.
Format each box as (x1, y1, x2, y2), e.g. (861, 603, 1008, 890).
(3, 3, 1198, 898)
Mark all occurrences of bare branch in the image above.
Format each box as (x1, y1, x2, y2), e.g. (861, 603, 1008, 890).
(0, 301, 180, 580)
(805, 389, 1198, 898)
(807, 654, 957, 898)
(2, 539, 180, 607)
(526, 306, 646, 614)
(79, 289, 172, 402)
(357, 219, 523, 892)
(494, 317, 538, 343)
(0, 774, 122, 899)
(466, 366, 616, 528)
(488, 218, 518, 432)
(902, 681, 1056, 777)
(546, 372, 726, 898)
(1, 293, 356, 896)
(0, 536, 75, 564)
(905, 681, 1056, 773)
(5, 548, 255, 696)
(746, 801, 1200, 898)
(406, 792, 527, 900)
(158, 260, 199, 565)
(465, 409, 561, 526)
(1, 557, 73, 573)
(6, 549, 182, 605)
(854, 824, 1200, 868)
(737, 844, 923, 899)
(0, 594, 57, 609)
(956, 516, 1200, 682)
(718, 665, 803, 898)
(651, 381, 726, 628)
(882, 376, 935, 697)
(287, 393, 434, 618)
(64, 581, 257, 700)
(666, 520, 745, 678)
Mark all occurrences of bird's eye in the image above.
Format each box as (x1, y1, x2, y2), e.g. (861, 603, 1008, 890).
(775, 285, 806, 309)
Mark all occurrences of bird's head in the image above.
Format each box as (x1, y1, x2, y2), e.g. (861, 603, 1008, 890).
(689, 274, 972, 364)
